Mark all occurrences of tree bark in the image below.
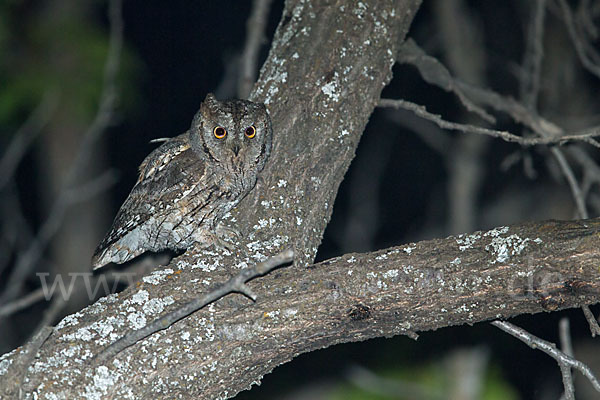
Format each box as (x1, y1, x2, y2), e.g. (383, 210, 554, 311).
(5, 1, 599, 399)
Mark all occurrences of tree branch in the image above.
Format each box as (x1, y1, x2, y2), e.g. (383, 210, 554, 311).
(1, 217, 598, 398)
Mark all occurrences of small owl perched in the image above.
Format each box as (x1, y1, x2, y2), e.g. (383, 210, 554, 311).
(92, 93, 273, 270)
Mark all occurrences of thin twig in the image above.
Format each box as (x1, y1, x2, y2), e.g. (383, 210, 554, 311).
(550, 147, 589, 219)
(0, 91, 59, 190)
(0, 185, 35, 276)
(397, 39, 495, 124)
(0, 288, 46, 318)
(520, 0, 547, 110)
(581, 305, 600, 337)
(577, 0, 598, 39)
(557, 0, 600, 79)
(93, 249, 294, 364)
(396, 39, 600, 148)
(492, 320, 600, 395)
(558, 318, 575, 400)
(238, 0, 273, 99)
(378, 99, 600, 148)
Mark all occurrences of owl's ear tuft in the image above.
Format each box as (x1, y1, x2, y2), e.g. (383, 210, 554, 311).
(201, 93, 221, 115)
(200, 93, 221, 112)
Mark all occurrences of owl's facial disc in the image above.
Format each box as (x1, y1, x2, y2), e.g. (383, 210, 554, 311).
(189, 93, 272, 172)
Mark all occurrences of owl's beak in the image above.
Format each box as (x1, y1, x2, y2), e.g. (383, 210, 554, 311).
(231, 143, 240, 157)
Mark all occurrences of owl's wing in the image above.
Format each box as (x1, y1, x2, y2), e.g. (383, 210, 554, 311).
(92, 132, 205, 268)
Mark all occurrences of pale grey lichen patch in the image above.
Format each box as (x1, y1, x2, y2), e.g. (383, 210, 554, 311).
(321, 73, 340, 102)
(246, 235, 289, 260)
(365, 268, 403, 292)
(0, 349, 16, 376)
(450, 257, 461, 266)
(484, 226, 510, 238)
(142, 296, 175, 316)
(382, 269, 399, 279)
(253, 217, 278, 230)
(193, 317, 216, 343)
(354, 1, 367, 18)
(127, 312, 146, 330)
(282, 308, 298, 318)
(31, 344, 87, 373)
(62, 327, 95, 342)
(130, 290, 149, 305)
(86, 301, 107, 315)
(56, 313, 80, 330)
(403, 245, 415, 254)
(142, 268, 175, 285)
(456, 231, 482, 251)
(189, 255, 222, 272)
(217, 324, 251, 341)
(83, 366, 121, 400)
(255, 55, 288, 105)
(484, 229, 541, 264)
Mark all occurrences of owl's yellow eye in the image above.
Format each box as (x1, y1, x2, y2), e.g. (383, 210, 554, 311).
(245, 125, 256, 138)
(213, 126, 227, 139)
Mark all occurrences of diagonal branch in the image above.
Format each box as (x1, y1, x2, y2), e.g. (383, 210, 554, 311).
(2, 217, 599, 399)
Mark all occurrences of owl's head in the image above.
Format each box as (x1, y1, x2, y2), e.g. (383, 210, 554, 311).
(190, 93, 273, 173)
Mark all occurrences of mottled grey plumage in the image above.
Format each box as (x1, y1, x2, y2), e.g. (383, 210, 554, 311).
(92, 93, 272, 270)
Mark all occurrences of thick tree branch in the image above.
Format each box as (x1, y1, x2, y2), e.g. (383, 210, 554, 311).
(2, 217, 599, 399)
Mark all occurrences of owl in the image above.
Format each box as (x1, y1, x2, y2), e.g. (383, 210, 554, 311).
(92, 93, 273, 270)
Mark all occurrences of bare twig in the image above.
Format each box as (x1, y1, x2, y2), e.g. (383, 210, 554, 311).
(398, 40, 600, 146)
(557, 0, 600, 79)
(0, 288, 46, 319)
(520, 0, 547, 110)
(558, 318, 575, 400)
(238, 0, 273, 99)
(550, 147, 589, 218)
(581, 305, 600, 337)
(0, 0, 124, 306)
(0, 91, 59, 190)
(378, 99, 600, 148)
(577, 0, 598, 39)
(93, 248, 294, 364)
(397, 39, 495, 124)
(0, 185, 35, 276)
(492, 320, 600, 396)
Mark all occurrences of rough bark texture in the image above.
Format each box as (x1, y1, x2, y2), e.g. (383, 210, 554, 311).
(2, 217, 600, 399)
(5, 1, 598, 399)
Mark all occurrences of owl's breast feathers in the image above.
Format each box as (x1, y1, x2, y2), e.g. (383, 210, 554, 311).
(92, 132, 216, 269)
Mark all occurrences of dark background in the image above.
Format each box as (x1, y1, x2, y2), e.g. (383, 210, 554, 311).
(1, 0, 599, 398)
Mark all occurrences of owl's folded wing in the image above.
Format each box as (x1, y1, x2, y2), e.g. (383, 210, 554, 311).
(92, 132, 206, 268)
